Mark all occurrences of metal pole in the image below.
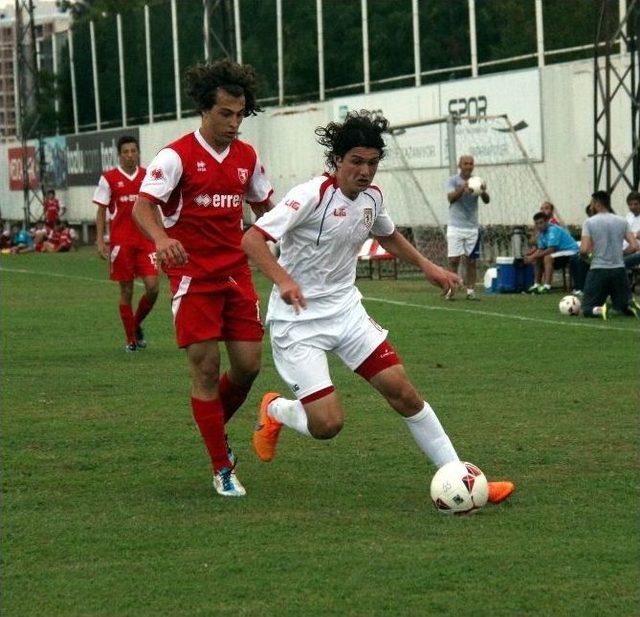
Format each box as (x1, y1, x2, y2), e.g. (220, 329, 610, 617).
(468, 0, 478, 77)
(51, 32, 59, 128)
(203, 0, 210, 62)
(89, 20, 101, 129)
(234, 0, 242, 63)
(276, 0, 284, 105)
(447, 116, 457, 175)
(117, 14, 127, 126)
(68, 29, 78, 133)
(171, 0, 182, 119)
(412, 0, 421, 86)
(619, 0, 627, 56)
(144, 4, 154, 123)
(361, 0, 370, 93)
(535, 0, 545, 68)
(316, 0, 325, 101)
(12, 42, 20, 138)
(35, 37, 41, 71)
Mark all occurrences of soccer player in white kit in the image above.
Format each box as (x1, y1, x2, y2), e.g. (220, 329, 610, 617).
(242, 111, 514, 504)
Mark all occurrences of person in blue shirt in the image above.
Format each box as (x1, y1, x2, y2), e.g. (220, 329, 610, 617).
(524, 212, 583, 294)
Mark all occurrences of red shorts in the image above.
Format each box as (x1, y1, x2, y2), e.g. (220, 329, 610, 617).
(109, 244, 158, 281)
(169, 271, 264, 348)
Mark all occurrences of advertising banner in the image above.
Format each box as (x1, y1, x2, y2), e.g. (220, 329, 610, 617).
(8, 146, 38, 191)
(66, 127, 140, 186)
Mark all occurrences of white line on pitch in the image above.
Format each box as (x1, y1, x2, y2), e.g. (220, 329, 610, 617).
(1, 265, 635, 333)
(0, 266, 144, 286)
(363, 296, 636, 333)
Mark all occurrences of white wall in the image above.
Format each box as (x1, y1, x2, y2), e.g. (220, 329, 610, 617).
(0, 56, 633, 227)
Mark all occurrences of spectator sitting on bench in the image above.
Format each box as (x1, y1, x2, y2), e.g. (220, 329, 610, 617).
(524, 212, 581, 294)
(623, 191, 640, 270)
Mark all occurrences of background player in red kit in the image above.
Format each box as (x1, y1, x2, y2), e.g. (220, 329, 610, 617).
(133, 60, 273, 497)
(42, 189, 65, 229)
(93, 136, 159, 352)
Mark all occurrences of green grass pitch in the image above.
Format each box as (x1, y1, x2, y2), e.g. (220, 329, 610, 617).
(2, 249, 638, 617)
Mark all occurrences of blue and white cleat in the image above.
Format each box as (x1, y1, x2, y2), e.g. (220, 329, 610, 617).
(213, 466, 246, 497)
(135, 327, 147, 349)
(225, 433, 237, 468)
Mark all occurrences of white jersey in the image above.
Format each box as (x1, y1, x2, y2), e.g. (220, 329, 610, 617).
(254, 174, 395, 323)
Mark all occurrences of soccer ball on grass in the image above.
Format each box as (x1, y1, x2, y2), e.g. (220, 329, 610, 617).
(430, 461, 488, 515)
(559, 295, 581, 316)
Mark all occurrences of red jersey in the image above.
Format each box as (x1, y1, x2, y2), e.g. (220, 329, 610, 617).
(43, 197, 61, 224)
(139, 130, 273, 280)
(49, 228, 72, 250)
(93, 166, 153, 249)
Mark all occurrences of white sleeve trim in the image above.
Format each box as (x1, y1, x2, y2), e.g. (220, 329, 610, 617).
(92, 175, 111, 206)
(139, 148, 183, 204)
(245, 154, 273, 204)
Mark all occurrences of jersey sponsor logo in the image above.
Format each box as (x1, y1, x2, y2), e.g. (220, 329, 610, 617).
(285, 199, 300, 211)
(237, 168, 249, 184)
(118, 194, 137, 203)
(194, 193, 242, 209)
(333, 207, 347, 217)
(363, 207, 373, 228)
(150, 167, 164, 180)
(196, 160, 207, 172)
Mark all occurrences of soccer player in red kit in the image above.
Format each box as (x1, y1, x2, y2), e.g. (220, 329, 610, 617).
(133, 60, 273, 497)
(93, 136, 159, 352)
(43, 189, 65, 229)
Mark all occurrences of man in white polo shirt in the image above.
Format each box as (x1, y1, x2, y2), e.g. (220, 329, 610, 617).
(623, 191, 640, 270)
(446, 155, 490, 300)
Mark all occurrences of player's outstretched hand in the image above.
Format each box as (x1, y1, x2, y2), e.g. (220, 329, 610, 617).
(155, 237, 188, 267)
(425, 265, 462, 296)
(279, 278, 307, 314)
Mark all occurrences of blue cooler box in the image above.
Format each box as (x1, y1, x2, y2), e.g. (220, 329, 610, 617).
(496, 257, 534, 293)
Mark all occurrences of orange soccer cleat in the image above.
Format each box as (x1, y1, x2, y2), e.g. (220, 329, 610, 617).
(252, 392, 283, 463)
(487, 481, 515, 504)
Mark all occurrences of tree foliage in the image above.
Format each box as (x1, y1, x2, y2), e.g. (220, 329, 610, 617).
(49, 0, 603, 135)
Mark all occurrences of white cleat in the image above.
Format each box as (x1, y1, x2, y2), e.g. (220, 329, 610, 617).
(213, 467, 246, 497)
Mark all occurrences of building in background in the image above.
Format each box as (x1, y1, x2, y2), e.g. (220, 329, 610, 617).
(0, 0, 69, 140)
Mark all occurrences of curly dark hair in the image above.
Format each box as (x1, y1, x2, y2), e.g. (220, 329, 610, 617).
(315, 110, 389, 170)
(185, 59, 262, 116)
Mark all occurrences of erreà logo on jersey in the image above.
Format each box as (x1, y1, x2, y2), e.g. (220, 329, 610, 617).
(194, 194, 242, 208)
(237, 168, 249, 184)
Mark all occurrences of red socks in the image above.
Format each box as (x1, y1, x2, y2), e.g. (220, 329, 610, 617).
(218, 372, 252, 423)
(118, 304, 136, 345)
(134, 294, 155, 329)
(191, 397, 232, 472)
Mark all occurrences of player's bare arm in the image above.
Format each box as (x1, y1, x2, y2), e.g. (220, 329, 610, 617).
(95, 204, 109, 259)
(242, 227, 307, 313)
(249, 199, 275, 219)
(133, 196, 189, 266)
(447, 182, 468, 203)
(579, 234, 593, 256)
(624, 230, 639, 253)
(376, 230, 462, 294)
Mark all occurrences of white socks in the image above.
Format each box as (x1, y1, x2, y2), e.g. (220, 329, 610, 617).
(404, 402, 459, 467)
(267, 397, 312, 437)
(268, 397, 458, 467)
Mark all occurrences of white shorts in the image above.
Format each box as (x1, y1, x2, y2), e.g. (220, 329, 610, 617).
(447, 226, 480, 258)
(269, 301, 388, 401)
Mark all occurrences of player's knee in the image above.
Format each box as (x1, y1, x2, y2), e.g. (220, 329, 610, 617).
(309, 415, 343, 439)
(385, 381, 422, 415)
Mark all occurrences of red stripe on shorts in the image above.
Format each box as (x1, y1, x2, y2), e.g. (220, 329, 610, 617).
(300, 386, 335, 404)
(355, 341, 401, 381)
